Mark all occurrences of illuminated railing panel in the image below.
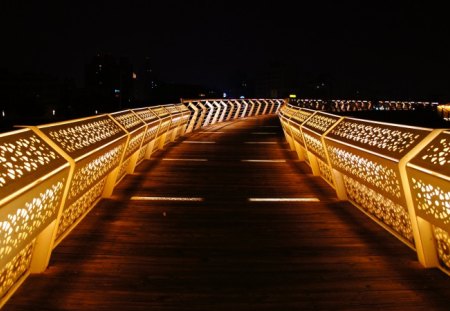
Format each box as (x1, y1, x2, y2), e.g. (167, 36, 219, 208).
(0, 99, 279, 306)
(279, 100, 450, 276)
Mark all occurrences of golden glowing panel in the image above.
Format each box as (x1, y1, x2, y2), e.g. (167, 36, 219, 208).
(151, 107, 170, 118)
(433, 226, 450, 270)
(327, 145, 401, 199)
(0, 132, 64, 197)
(292, 110, 314, 124)
(157, 121, 171, 136)
(143, 124, 160, 144)
(290, 127, 304, 145)
(111, 112, 144, 131)
(138, 146, 147, 163)
(328, 120, 427, 157)
(0, 181, 64, 262)
(410, 132, 450, 175)
(344, 175, 414, 243)
(303, 132, 326, 160)
(303, 113, 340, 134)
(57, 178, 106, 239)
(410, 177, 450, 228)
(125, 131, 145, 159)
(42, 117, 124, 156)
(279, 106, 298, 119)
(0, 241, 33, 298)
(318, 158, 334, 187)
(117, 158, 131, 183)
(67, 144, 124, 202)
(133, 109, 158, 123)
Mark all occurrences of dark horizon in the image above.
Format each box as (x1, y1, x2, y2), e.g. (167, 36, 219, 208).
(1, 1, 449, 101)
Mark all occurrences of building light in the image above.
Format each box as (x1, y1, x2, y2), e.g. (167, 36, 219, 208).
(223, 92, 227, 98)
(240, 96, 245, 99)
(52, 109, 56, 116)
(95, 110, 98, 114)
(1, 110, 5, 117)
(114, 89, 120, 94)
(289, 94, 297, 98)
(132, 72, 137, 79)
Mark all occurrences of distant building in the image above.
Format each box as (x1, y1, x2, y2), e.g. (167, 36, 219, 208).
(85, 53, 134, 112)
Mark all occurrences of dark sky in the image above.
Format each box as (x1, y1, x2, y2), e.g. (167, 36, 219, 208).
(0, 1, 449, 99)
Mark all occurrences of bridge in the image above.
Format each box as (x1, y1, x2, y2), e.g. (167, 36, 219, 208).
(1, 99, 450, 310)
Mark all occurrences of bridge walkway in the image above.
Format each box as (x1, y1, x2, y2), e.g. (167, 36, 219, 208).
(4, 115, 450, 310)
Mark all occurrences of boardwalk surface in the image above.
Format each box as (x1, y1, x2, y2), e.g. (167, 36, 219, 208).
(4, 115, 450, 310)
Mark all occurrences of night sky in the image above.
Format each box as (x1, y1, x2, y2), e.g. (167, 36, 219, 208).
(1, 1, 449, 100)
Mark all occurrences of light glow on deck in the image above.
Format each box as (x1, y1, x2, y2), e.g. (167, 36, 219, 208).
(162, 158, 208, 162)
(248, 198, 320, 202)
(241, 159, 286, 163)
(183, 141, 216, 144)
(130, 196, 204, 201)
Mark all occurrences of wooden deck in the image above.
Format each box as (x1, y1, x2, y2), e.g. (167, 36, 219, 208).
(4, 115, 450, 310)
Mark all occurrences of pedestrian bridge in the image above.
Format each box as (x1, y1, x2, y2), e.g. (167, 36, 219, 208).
(1, 99, 450, 310)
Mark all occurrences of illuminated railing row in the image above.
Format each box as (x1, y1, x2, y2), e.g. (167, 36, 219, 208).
(0, 103, 190, 307)
(182, 98, 283, 133)
(291, 99, 437, 112)
(0, 98, 281, 306)
(279, 102, 450, 275)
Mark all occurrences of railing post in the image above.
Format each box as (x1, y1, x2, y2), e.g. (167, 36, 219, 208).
(29, 220, 58, 273)
(399, 129, 443, 267)
(331, 169, 348, 201)
(307, 151, 321, 176)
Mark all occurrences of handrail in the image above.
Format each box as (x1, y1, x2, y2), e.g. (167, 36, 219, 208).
(0, 99, 281, 307)
(278, 101, 450, 275)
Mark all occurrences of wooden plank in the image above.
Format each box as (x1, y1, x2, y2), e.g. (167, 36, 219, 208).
(4, 115, 450, 310)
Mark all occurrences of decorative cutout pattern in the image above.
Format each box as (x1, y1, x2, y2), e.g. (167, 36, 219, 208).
(327, 145, 401, 199)
(344, 175, 414, 243)
(111, 113, 143, 130)
(57, 178, 106, 239)
(0, 181, 64, 261)
(0, 134, 61, 190)
(412, 134, 450, 175)
(292, 110, 314, 124)
(125, 132, 145, 158)
(434, 226, 450, 270)
(329, 121, 423, 155)
(303, 132, 326, 160)
(318, 158, 334, 186)
(410, 177, 450, 226)
(134, 109, 156, 122)
(67, 144, 124, 201)
(305, 114, 339, 133)
(144, 125, 160, 144)
(0, 242, 33, 298)
(138, 146, 147, 163)
(46, 119, 122, 154)
(290, 127, 304, 145)
(117, 158, 131, 183)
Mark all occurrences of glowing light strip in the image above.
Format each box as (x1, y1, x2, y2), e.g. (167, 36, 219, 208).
(131, 196, 204, 201)
(162, 158, 208, 162)
(248, 198, 320, 202)
(241, 159, 286, 163)
(245, 141, 277, 144)
(251, 132, 277, 134)
(183, 141, 216, 144)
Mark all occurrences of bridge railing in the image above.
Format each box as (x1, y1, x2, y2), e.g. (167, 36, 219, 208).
(183, 98, 282, 134)
(279, 102, 450, 275)
(290, 98, 438, 112)
(0, 98, 280, 306)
